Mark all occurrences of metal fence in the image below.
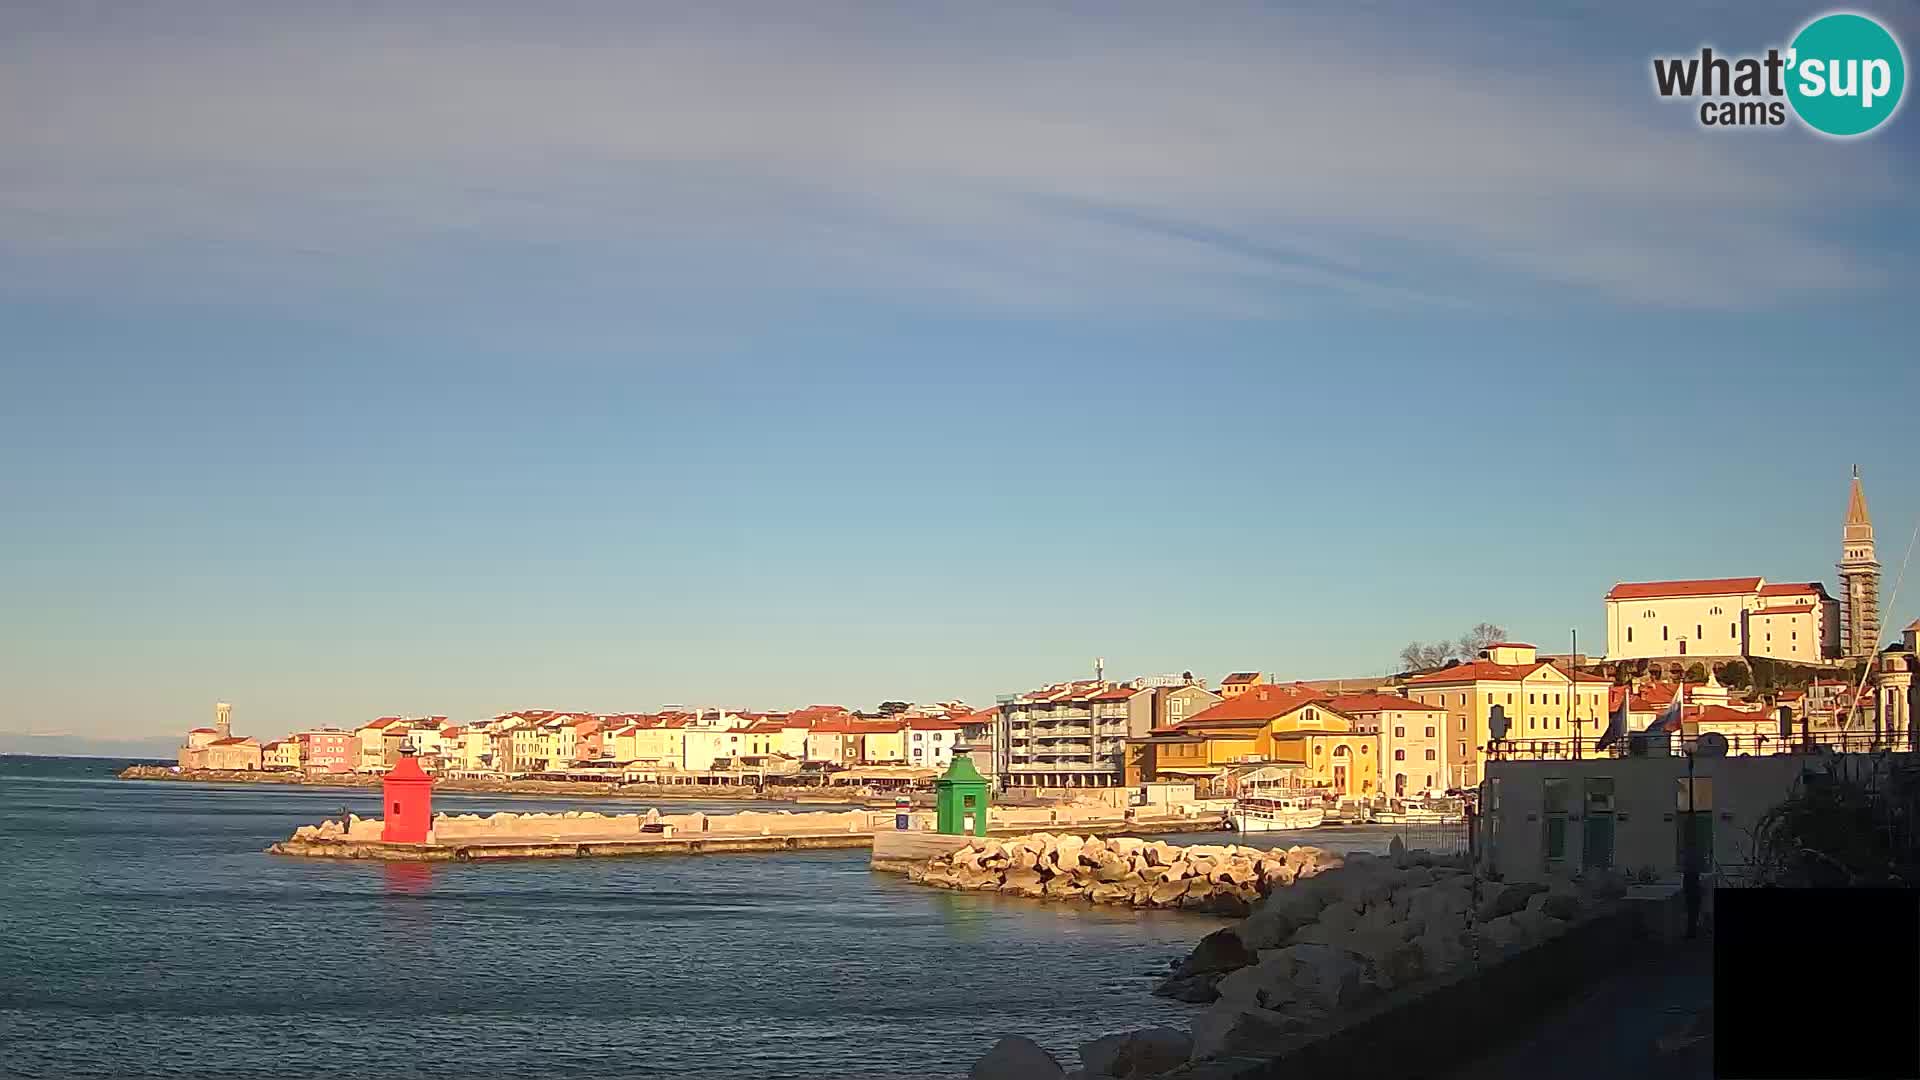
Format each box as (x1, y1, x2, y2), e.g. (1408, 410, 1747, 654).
(1485, 729, 1917, 761)
(1376, 817, 1471, 855)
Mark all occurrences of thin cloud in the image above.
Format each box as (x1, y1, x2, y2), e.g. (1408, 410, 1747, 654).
(0, 3, 1906, 314)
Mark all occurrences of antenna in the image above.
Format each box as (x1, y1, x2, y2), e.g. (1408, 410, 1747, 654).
(1095, 656, 1105, 683)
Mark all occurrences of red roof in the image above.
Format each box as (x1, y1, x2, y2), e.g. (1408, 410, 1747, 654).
(1408, 658, 1610, 686)
(208, 737, 255, 747)
(905, 718, 963, 732)
(1606, 577, 1763, 600)
(188, 727, 217, 734)
(1222, 672, 1263, 685)
(1487, 642, 1535, 649)
(1182, 684, 1330, 724)
(1091, 687, 1137, 702)
(1325, 692, 1442, 713)
(1752, 603, 1815, 615)
(1758, 582, 1827, 597)
(1694, 705, 1773, 725)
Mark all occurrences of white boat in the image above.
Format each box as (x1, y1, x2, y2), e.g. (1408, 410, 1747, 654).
(1230, 794, 1325, 832)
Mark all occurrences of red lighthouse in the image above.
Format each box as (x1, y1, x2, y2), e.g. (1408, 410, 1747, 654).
(381, 749, 434, 844)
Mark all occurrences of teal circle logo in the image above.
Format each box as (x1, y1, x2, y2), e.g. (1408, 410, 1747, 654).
(1787, 12, 1906, 136)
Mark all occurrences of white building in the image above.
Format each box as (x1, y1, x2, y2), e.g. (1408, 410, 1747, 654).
(1603, 577, 1838, 663)
(1481, 752, 1813, 884)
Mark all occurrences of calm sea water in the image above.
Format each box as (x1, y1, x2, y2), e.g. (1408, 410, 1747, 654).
(0, 755, 1358, 1080)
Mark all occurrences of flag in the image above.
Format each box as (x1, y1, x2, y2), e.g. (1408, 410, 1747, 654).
(1596, 686, 1629, 750)
(1645, 682, 1686, 735)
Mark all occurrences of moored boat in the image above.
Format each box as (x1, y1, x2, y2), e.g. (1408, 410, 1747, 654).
(1229, 793, 1325, 832)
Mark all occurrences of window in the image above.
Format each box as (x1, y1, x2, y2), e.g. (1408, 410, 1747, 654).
(1459, 693, 1466, 705)
(1696, 624, 1702, 639)
(1425, 774, 1435, 787)
(1627, 627, 1633, 643)
(1359, 744, 1369, 755)
(1729, 622, 1736, 638)
(1529, 693, 1536, 705)
(1710, 605, 1722, 615)
(1506, 693, 1513, 704)
(1333, 745, 1348, 757)
(913, 733, 923, 742)
(1459, 716, 1467, 731)
(1543, 778, 1570, 862)
(1394, 749, 1406, 760)
(1457, 741, 1467, 756)
(1663, 625, 1669, 640)
(1425, 726, 1436, 737)
(1394, 725, 1405, 737)
(1424, 749, 1436, 760)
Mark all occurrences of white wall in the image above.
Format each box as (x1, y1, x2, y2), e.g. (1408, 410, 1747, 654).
(1485, 753, 1812, 883)
(1606, 592, 1753, 660)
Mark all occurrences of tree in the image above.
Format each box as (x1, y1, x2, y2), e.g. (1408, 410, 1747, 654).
(1683, 662, 1708, 683)
(1456, 622, 1509, 660)
(1398, 640, 1454, 672)
(876, 700, 912, 716)
(1715, 660, 1752, 690)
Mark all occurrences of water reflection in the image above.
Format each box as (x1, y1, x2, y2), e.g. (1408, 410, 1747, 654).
(383, 861, 434, 897)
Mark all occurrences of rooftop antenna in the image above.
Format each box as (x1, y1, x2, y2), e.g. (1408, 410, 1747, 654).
(1095, 656, 1105, 683)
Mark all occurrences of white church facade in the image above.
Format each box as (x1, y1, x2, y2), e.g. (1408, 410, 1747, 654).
(1602, 470, 1878, 666)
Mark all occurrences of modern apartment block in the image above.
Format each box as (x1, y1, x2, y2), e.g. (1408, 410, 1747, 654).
(995, 680, 1137, 788)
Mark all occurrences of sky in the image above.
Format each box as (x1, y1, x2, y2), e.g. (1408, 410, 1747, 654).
(3, 1, 1917, 746)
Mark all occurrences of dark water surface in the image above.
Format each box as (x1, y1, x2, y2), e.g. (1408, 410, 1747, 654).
(2, 756, 1292, 1079)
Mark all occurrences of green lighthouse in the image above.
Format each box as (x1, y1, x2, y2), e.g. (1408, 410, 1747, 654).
(934, 750, 991, 837)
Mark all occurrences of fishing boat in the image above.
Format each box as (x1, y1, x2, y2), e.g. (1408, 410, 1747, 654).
(1229, 793, 1325, 832)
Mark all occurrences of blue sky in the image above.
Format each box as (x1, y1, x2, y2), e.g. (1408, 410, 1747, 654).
(3, 1, 1917, 742)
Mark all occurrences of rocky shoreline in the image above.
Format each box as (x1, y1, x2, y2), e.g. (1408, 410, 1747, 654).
(116, 764, 853, 803)
(907, 834, 1343, 918)
(965, 846, 1630, 1079)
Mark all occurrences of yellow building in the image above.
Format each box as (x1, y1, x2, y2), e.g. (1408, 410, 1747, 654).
(860, 721, 908, 764)
(1403, 643, 1612, 789)
(1126, 684, 1380, 798)
(1219, 672, 1266, 700)
(262, 739, 302, 771)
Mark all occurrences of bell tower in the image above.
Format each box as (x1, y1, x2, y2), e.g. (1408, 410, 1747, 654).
(1838, 466, 1881, 659)
(214, 701, 233, 740)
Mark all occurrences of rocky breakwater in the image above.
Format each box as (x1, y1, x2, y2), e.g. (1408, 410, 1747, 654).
(908, 835, 1344, 918)
(967, 847, 1630, 1080)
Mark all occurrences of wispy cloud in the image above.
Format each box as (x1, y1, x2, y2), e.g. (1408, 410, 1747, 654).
(0, 2, 1908, 315)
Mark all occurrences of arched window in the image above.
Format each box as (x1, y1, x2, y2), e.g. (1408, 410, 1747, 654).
(1333, 745, 1349, 757)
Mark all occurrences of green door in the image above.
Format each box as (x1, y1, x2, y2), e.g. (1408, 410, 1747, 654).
(1582, 814, 1615, 869)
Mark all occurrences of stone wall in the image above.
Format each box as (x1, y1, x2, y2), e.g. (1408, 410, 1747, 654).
(908, 835, 1344, 918)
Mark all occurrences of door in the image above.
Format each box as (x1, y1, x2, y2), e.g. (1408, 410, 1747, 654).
(1332, 765, 1348, 793)
(1583, 776, 1616, 869)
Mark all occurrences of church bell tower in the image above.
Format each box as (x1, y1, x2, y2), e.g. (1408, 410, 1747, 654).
(1839, 466, 1881, 659)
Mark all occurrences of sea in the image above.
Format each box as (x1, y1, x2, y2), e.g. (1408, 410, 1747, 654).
(0, 755, 1390, 1079)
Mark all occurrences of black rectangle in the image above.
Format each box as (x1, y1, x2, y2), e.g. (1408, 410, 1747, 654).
(1716, 889, 1920, 1079)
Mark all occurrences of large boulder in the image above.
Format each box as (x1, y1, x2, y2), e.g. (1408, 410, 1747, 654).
(1189, 1005, 1317, 1061)
(1001, 868, 1047, 899)
(1478, 881, 1549, 920)
(1079, 1027, 1193, 1079)
(971, 1036, 1065, 1080)
(1171, 927, 1255, 977)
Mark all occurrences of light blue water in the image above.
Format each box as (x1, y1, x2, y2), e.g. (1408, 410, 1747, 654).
(0, 756, 1272, 1079)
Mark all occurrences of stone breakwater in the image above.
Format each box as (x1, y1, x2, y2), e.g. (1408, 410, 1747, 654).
(966, 850, 1632, 1080)
(906, 835, 1345, 919)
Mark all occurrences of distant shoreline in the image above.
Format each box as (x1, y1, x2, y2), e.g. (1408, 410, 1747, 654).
(116, 764, 868, 803)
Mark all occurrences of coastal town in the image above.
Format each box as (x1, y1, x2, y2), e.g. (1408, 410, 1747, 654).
(167, 471, 1918, 821)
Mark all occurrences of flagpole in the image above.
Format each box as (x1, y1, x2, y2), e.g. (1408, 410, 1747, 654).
(1571, 627, 1580, 760)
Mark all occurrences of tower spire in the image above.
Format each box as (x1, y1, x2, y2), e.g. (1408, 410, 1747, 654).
(1839, 468, 1881, 658)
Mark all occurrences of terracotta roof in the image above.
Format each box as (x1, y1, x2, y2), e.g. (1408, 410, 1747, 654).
(208, 737, 256, 747)
(1758, 582, 1828, 597)
(1325, 692, 1443, 713)
(188, 727, 217, 734)
(1091, 687, 1138, 702)
(1752, 603, 1815, 615)
(905, 718, 964, 731)
(1694, 705, 1773, 725)
(1181, 684, 1330, 724)
(360, 717, 408, 731)
(1605, 577, 1763, 600)
(1406, 659, 1598, 685)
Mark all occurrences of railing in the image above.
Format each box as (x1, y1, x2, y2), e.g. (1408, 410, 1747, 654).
(1485, 729, 1917, 761)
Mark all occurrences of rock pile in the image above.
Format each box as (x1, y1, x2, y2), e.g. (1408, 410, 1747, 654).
(909, 835, 1344, 917)
(968, 850, 1631, 1078)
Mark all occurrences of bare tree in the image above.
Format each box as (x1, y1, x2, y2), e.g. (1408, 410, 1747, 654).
(1398, 640, 1455, 672)
(1456, 622, 1508, 659)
